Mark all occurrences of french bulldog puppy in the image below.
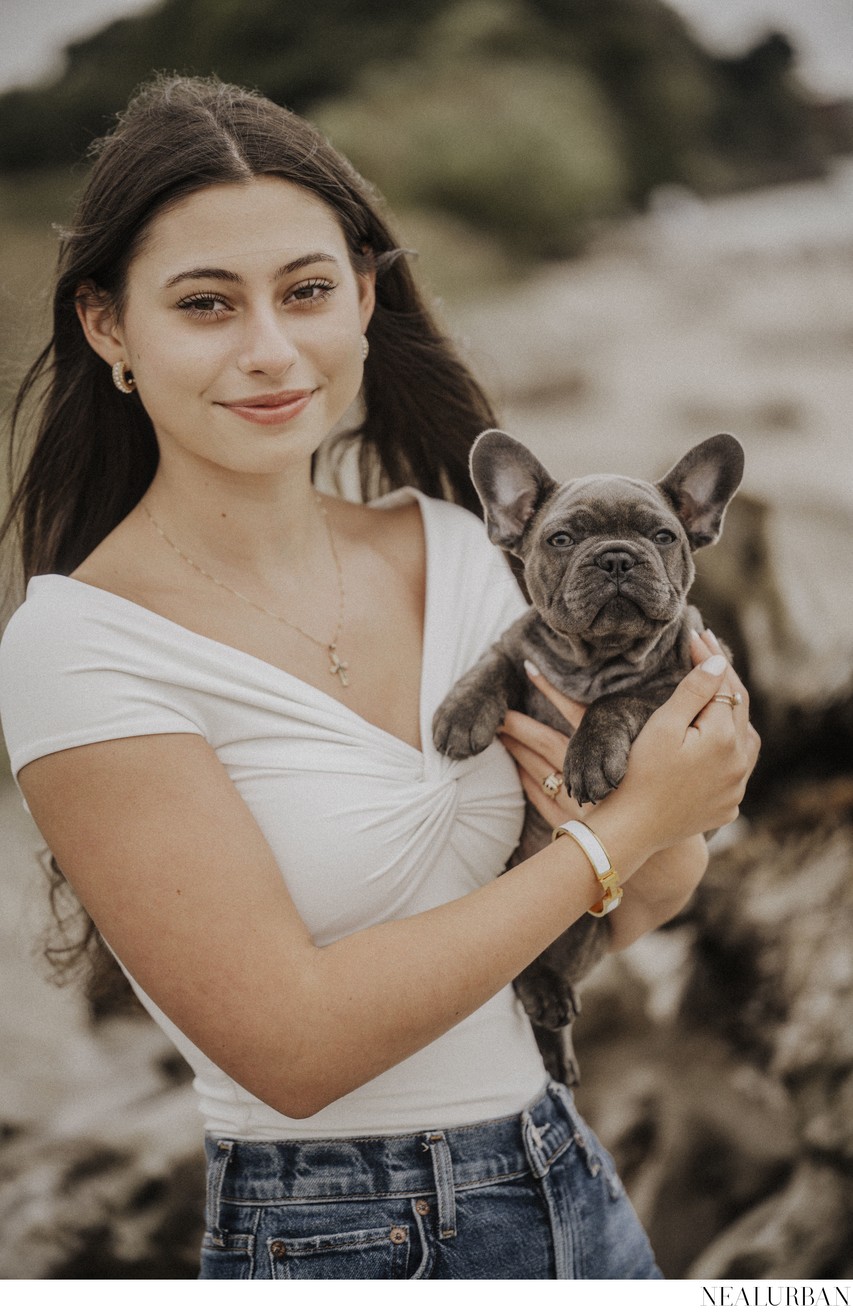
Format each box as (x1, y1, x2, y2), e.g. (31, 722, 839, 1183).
(433, 429, 744, 1082)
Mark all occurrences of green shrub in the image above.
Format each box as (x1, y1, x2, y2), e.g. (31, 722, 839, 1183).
(317, 57, 628, 258)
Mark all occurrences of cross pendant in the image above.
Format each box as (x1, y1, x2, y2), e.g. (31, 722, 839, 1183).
(328, 645, 350, 687)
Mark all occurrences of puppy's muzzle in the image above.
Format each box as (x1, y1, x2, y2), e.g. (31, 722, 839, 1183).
(595, 548, 637, 580)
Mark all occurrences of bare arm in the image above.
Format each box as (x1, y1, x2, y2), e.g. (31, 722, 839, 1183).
(19, 651, 754, 1119)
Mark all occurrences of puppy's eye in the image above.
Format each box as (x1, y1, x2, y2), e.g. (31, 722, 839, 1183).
(547, 532, 574, 548)
(654, 529, 676, 545)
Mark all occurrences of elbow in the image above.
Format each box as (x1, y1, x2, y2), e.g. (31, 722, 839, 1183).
(255, 1050, 357, 1122)
(248, 1071, 339, 1122)
(272, 1093, 329, 1121)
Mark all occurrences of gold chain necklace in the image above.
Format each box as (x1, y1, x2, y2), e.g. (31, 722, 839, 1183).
(140, 494, 350, 686)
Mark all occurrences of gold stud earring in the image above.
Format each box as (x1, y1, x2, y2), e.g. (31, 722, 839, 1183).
(361, 335, 369, 362)
(112, 360, 136, 394)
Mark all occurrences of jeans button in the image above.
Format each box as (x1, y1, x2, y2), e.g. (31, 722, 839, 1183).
(389, 1226, 407, 1245)
(270, 1240, 287, 1258)
(415, 1199, 430, 1216)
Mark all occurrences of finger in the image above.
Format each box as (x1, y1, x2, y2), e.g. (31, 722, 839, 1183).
(498, 730, 557, 787)
(517, 764, 567, 826)
(690, 634, 749, 731)
(689, 629, 713, 667)
(658, 653, 731, 735)
(711, 661, 750, 718)
(499, 710, 571, 764)
(517, 763, 590, 827)
(522, 660, 586, 728)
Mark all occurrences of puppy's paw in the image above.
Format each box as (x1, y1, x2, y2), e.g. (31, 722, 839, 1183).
(514, 962, 579, 1031)
(432, 697, 504, 759)
(564, 732, 630, 805)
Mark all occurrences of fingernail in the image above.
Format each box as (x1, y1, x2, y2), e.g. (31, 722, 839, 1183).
(705, 628, 718, 646)
(701, 654, 727, 675)
(523, 659, 540, 678)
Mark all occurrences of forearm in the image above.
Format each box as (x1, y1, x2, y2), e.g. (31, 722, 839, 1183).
(605, 833, 708, 953)
(256, 797, 657, 1116)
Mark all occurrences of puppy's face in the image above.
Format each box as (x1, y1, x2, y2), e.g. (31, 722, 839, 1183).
(471, 430, 744, 660)
(526, 475, 693, 644)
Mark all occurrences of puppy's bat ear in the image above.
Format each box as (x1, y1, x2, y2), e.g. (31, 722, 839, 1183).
(470, 429, 557, 553)
(657, 433, 744, 549)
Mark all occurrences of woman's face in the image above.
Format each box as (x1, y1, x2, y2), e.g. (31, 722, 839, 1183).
(82, 176, 375, 479)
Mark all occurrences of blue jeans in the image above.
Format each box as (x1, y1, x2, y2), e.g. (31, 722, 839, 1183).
(199, 1081, 661, 1279)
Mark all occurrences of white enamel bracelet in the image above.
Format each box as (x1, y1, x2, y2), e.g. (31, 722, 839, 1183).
(551, 820, 624, 917)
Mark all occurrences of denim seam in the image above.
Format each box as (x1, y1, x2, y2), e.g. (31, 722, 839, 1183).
(409, 1201, 434, 1280)
(218, 1164, 533, 1208)
(269, 1232, 404, 1253)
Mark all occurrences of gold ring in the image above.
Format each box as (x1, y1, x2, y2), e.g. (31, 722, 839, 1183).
(713, 692, 743, 708)
(542, 772, 563, 799)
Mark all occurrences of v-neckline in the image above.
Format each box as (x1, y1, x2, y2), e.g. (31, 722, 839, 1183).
(32, 488, 435, 760)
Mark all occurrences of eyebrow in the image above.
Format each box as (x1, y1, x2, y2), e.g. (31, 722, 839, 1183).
(163, 251, 340, 288)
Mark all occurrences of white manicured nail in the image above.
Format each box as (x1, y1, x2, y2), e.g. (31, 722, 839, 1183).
(701, 654, 727, 675)
(524, 659, 540, 678)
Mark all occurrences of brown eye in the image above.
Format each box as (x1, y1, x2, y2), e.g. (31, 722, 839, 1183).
(547, 532, 574, 548)
(654, 529, 676, 545)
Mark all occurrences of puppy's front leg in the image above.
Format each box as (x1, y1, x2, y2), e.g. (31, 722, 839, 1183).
(432, 645, 523, 759)
(564, 692, 660, 804)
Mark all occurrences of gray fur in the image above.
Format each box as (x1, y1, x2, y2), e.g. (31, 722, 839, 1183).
(433, 429, 744, 1081)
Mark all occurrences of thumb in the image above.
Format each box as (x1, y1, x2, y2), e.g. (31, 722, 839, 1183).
(658, 654, 729, 731)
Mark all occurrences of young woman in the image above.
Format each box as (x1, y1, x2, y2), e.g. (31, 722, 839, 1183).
(0, 76, 758, 1280)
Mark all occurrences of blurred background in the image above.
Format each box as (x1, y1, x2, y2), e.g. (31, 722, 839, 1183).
(1, 0, 852, 1280)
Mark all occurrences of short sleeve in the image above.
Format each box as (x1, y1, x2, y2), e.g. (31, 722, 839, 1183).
(0, 580, 204, 783)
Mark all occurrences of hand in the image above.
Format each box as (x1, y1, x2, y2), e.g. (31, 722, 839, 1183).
(497, 673, 591, 828)
(604, 631, 760, 852)
(502, 633, 760, 858)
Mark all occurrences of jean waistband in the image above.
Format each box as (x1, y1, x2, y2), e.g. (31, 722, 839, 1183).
(204, 1080, 588, 1214)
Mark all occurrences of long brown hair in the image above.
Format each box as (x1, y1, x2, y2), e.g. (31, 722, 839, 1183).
(1, 74, 498, 1012)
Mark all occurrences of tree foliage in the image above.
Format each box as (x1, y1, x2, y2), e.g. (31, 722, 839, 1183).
(0, 0, 843, 257)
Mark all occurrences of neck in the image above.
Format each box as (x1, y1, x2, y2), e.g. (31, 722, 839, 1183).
(534, 612, 685, 689)
(141, 455, 325, 582)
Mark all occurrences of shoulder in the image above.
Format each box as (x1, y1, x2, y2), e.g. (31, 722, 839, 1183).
(1, 574, 145, 673)
(1, 576, 81, 668)
(1, 575, 204, 783)
(413, 491, 485, 541)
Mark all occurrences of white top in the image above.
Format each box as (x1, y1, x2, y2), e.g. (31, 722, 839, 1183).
(0, 489, 547, 1139)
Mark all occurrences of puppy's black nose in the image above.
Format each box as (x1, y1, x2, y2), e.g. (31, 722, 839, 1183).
(596, 549, 636, 578)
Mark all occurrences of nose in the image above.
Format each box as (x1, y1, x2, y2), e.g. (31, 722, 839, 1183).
(236, 308, 298, 377)
(596, 548, 637, 579)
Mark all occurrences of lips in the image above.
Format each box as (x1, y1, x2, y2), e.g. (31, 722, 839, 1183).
(218, 390, 315, 426)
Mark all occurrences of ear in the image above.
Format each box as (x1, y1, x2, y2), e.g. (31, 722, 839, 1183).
(75, 282, 127, 367)
(470, 429, 557, 552)
(657, 433, 744, 549)
(356, 265, 376, 332)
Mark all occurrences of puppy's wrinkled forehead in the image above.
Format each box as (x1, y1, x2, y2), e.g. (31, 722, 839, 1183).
(541, 475, 675, 535)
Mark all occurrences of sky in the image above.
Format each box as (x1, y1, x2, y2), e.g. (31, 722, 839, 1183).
(1, 0, 853, 97)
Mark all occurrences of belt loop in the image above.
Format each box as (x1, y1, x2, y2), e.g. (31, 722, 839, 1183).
(423, 1132, 457, 1239)
(205, 1138, 235, 1237)
(521, 1107, 549, 1179)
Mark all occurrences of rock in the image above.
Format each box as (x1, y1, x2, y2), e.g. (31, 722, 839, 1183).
(0, 1082, 204, 1278)
(575, 782, 853, 1277)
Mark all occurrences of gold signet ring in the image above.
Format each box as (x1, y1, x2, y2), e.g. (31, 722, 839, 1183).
(542, 772, 563, 799)
(713, 692, 743, 708)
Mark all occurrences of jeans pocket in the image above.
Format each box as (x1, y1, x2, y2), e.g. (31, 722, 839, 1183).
(199, 1230, 254, 1279)
(266, 1223, 412, 1280)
